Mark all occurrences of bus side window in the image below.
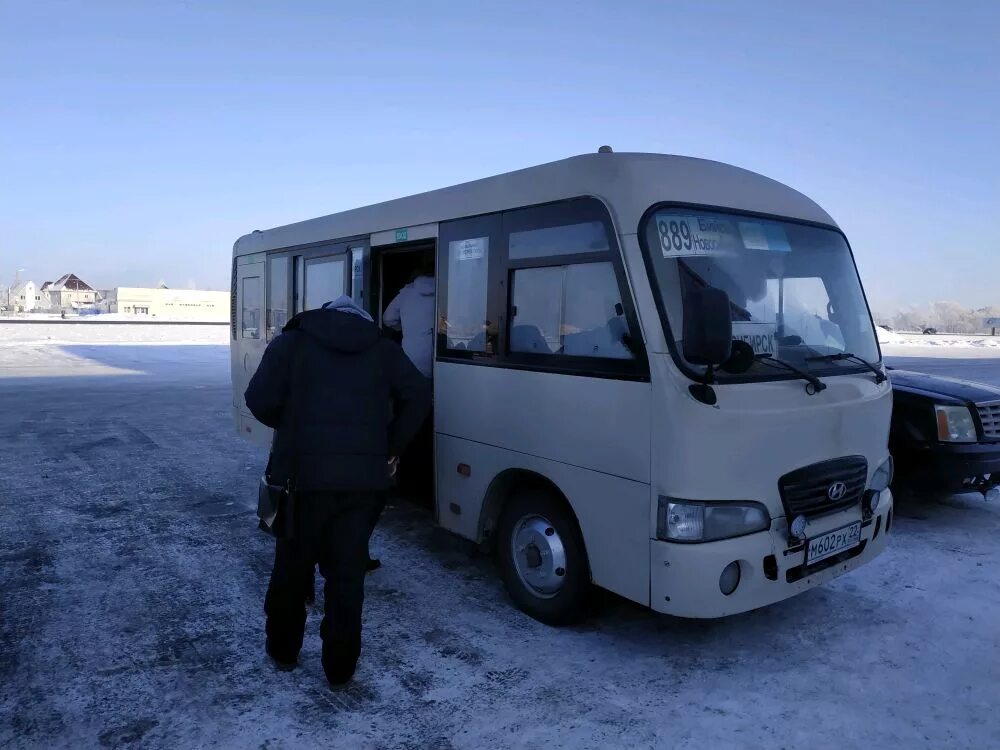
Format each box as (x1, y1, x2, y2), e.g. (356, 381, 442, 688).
(503, 198, 639, 365)
(242, 276, 262, 339)
(304, 256, 346, 312)
(438, 213, 500, 358)
(445, 237, 490, 352)
(267, 255, 289, 339)
(511, 262, 634, 360)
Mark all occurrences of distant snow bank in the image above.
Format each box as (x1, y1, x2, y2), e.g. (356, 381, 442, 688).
(877, 327, 1000, 352)
(3, 312, 227, 323)
(0, 322, 229, 346)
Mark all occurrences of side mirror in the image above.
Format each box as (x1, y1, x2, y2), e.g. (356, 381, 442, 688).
(683, 288, 733, 367)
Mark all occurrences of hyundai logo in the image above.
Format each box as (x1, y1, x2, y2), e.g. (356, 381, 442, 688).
(827, 481, 848, 501)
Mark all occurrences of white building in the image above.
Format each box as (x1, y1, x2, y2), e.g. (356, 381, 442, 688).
(40, 274, 99, 311)
(5, 280, 38, 312)
(100, 287, 229, 321)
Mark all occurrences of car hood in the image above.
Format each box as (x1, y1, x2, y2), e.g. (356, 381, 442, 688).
(888, 369, 1000, 404)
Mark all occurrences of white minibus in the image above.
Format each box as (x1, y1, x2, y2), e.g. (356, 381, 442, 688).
(231, 151, 893, 624)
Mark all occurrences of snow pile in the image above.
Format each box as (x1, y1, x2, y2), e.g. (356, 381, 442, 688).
(876, 327, 904, 345)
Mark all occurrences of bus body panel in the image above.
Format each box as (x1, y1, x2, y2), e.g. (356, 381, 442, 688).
(235, 408, 272, 447)
(649, 354, 893, 522)
(646, 351, 893, 616)
(435, 432, 651, 607)
(435, 362, 651, 484)
(233, 154, 836, 259)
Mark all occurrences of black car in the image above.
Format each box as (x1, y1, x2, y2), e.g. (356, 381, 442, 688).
(888, 368, 1000, 499)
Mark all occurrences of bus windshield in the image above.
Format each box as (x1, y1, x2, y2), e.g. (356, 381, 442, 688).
(641, 208, 879, 381)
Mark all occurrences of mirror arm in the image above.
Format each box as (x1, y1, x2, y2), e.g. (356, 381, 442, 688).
(689, 364, 718, 406)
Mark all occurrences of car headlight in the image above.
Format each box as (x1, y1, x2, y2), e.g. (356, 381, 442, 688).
(935, 405, 977, 443)
(870, 455, 894, 491)
(656, 498, 771, 542)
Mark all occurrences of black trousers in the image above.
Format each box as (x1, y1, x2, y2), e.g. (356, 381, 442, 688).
(399, 414, 434, 499)
(264, 491, 384, 664)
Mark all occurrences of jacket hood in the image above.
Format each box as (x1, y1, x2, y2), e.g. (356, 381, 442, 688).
(289, 307, 380, 353)
(413, 276, 435, 296)
(323, 295, 374, 322)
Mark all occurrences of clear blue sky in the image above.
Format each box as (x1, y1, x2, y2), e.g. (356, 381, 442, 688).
(2, 1, 997, 315)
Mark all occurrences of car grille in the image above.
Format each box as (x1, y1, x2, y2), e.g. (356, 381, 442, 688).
(977, 401, 1000, 440)
(778, 456, 868, 518)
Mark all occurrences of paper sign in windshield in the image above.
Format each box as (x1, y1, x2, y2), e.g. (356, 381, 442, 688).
(654, 214, 732, 258)
(738, 222, 791, 253)
(732, 322, 777, 355)
(451, 237, 487, 261)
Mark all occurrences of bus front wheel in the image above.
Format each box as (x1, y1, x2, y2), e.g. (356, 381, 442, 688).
(497, 490, 590, 626)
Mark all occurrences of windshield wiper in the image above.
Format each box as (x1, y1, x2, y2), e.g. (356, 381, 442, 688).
(806, 352, 886, 383)
(755, 354, 827, 394)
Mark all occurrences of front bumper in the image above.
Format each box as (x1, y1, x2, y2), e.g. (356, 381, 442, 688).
(650, 492, 893, 618)
(894, 441, 1000, 490)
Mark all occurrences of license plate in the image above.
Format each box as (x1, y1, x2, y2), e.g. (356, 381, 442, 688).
(805, 521, 861, 566)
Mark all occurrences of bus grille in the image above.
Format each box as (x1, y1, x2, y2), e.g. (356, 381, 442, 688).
(778, 456, 868, 518)
(978, 401, 1000, 440)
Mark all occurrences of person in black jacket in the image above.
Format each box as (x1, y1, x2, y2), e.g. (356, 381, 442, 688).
(245, 295, 430, 686)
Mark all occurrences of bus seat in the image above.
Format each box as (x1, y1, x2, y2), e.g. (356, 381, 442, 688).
(510, 324, 550, 354)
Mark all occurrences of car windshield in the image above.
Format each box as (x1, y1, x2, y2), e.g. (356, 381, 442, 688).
(641, 208, 880, 381)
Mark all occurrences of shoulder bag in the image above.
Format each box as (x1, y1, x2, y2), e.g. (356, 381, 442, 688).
(256, 335, 306, 539)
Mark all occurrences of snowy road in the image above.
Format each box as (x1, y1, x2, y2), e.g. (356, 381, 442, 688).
(1, 332, 999, 749)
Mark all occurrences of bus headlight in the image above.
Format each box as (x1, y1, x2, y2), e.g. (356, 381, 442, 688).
(935, 405, 977, 443)
(657, 498, 771, 542)
(870, 456, 894, 492)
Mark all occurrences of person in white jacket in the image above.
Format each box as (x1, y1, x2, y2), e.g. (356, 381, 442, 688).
(383, 262, 435, 497)
(382, 265, 435, 378)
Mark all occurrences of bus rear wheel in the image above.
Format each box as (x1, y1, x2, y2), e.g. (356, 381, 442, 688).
(497, 489, 590, 626)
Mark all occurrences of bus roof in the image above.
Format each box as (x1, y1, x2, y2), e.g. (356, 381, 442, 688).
(233, 152, 837, 256)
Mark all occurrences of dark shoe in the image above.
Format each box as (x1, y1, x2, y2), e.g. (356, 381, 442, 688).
(322, 639, 361, 686)
(266, 644, 297, 672)
(365, 557, 381, 573)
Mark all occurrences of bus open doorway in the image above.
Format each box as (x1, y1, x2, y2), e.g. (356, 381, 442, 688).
(373, 243, 437, 512)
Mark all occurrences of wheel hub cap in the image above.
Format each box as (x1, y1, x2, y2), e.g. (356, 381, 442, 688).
(511, 514, 567, 598)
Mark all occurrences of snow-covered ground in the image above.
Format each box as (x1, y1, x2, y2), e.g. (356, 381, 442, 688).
(880, 332, 1000, 372)
(878, 327, 1000, 351)
(2, 313, 227, 323)
(1, 327, 998, 749)
(0, 322, 229, 347)
(0, 323, 230, 382)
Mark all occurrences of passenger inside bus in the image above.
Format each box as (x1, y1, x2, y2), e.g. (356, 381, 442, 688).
(378, 248, 436, 506)
(383, 258, 435, 379)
